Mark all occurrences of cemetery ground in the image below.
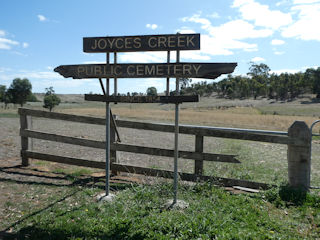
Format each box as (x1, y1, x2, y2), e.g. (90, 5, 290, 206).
(1, 95, 320, 239)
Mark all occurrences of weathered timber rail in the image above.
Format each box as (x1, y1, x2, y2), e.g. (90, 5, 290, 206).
(18, 108, 312, 190)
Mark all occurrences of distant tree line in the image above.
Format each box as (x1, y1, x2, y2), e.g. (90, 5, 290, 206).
(180, 63, 320, 100)
(0, 78, 61, 111)
(0, 78, 39, 108)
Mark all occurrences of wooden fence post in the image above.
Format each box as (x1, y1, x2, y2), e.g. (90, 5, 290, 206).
(194, 135, 204, 175)
(287, 121, 311, 191)
(27, 115, 33, 151)
(20, 113, 29, 166)
(110, 115, 118, 175)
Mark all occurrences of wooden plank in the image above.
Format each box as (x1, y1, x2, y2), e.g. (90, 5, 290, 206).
(20, 129, 105, 149)
(111, 163, 273, 190)
(20, 151, 271, 189)
(83, 34, 200, 53)
(21, 150, 105, 169)
(19, 108, 299, 145)
(18, 108, 106, 126)
(85, 94, 199, 103)
(114, 142, 239, 163)
(194, 135, 204, 175)
(54, 63, 237, 80)
(116, 120, 299, 145)
(233, 186, 260, 193)
(20, 129, 239, 163)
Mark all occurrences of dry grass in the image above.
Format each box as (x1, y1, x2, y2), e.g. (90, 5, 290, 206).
(59, 106, 320, 132)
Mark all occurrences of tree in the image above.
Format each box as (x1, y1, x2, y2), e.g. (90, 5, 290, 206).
(305, 67, 320, 98)
(248, 62, 271, 79)
(7, 78, 32, 106)
(179, 78, 192, 89)
(3, 91, 12, 109)
(43, 87, 61, 112)
(26, 93, 39, 102)
(0, 85, 6, 102)
(146, 87, 157, 96)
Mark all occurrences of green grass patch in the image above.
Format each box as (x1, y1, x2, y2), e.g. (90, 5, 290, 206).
(204, 139, 288, 185)
(0, 112, 19, 118)
(33, 160, 49, 166)
(53, 168, 94, 179)
(312, 135, 320, 141)
(3, 182, 320, 240)
(256, 105, 320, 117)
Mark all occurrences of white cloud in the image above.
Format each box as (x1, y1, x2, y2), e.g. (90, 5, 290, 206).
(271, 39, 285, 45)
(270, 66, 319, 75)
(207, 12, 220, 19)
(208, 19, 272, 40)
(180, 51, 211, 61)
(146, 24, 158, 30)
(82, 61, 105, 64)
(271, 68, 301, 74)
(0, 67, 98, 93)
(22, 42, 29, 48)
(0, 69, 61, 82)
(282, 3, 320, 41)
(37, 14, 47, 22)
(200, 34, 258, 56)
(276, 0, 289, 6)
(182, 13, 211, 30)
(176, 28, 196, 34)
(119, 52, 167, 63)
(251, 57, 265, 62)
(293, 0, 320, 4)
(232, 0, 292, 29)
(0, 30, 5, 37)
(136, 78, 164, 90)
(274, 51, 285, 55)
(19, 70, 62, 80)
(0, 37, 19, 50)
(182, 13, 272, 55)
(302, 65, 319, 70)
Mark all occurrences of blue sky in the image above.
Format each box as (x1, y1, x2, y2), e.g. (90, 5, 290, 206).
(0, 0, 319, 94)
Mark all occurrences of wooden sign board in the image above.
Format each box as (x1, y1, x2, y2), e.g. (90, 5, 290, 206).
(54, 63, 237, 80)
(83, 34, 200, 53)
(85, 94, 199, 103)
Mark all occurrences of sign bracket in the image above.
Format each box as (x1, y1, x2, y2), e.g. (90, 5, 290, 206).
(98, 78, 121, 143)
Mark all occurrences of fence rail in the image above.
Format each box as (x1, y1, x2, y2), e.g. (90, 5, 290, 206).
(18, 108, 312, 190)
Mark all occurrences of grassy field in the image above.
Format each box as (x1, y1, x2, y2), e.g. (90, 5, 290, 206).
(2, 95, 320, 131)
(1, 177, 320, 239)
(1, 96, 320, 239)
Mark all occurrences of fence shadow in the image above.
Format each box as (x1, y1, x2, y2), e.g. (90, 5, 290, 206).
(0, 164, 138, 239)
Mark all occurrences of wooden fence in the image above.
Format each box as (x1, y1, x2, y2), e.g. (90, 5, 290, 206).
(18, 108, 312, 190)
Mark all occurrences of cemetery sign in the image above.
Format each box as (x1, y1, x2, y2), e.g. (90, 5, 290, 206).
(83, 33, 200, 52)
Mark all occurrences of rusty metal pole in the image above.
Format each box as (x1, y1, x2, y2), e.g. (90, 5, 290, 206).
(105, 52, 111, 196)
(166, 51, 170, 96)
(173, 49, 180, 204)
(114, 52, 118, 103)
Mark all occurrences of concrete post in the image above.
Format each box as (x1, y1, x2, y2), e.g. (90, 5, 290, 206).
(287, 121, 311, 190)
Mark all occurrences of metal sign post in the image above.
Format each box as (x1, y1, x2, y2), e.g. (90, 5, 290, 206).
(105, 52, 110, 196)
(166, 51, 170, 96)
(173, 49, 180, 204)
(55, 33, 237, 203)
(114, 52, 118, 104)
